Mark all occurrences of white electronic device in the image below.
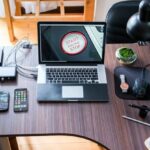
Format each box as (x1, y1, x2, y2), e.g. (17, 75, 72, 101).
(0, 67, 16, 81)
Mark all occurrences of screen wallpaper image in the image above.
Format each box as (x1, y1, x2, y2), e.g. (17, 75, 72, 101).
(39, 24, 105, 62)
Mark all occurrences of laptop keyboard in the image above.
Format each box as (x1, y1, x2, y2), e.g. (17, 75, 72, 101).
(46, 68, 99, 84)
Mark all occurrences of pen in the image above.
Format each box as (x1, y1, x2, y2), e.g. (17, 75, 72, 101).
(122, 115, 150, 127)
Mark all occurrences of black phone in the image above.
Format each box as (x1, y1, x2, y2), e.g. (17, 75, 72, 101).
(14, 88, 28, 112)
(0, 91, 9, 112)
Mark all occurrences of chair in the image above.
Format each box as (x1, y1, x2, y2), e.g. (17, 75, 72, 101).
(106, 1, 141, 43)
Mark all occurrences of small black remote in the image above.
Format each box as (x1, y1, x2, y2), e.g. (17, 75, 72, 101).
(0, 91, 9, 112)
(14, 88, 28, 112)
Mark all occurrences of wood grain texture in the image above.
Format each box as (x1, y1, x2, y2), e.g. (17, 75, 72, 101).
(84, 0, 95, 21)
(0, 44, 150, 150)
(9, 137, 19, 150)
(17, 136, 107, 150)
(1, 0, 95, 42)
(3, 0, 15, 42)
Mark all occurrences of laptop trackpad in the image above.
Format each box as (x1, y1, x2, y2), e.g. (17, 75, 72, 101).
(62, 86, 84, 98)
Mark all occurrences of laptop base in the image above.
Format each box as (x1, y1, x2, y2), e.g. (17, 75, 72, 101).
(37, 83, 109, 102)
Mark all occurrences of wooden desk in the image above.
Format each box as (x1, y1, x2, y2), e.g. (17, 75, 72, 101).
(0, 44, 150, 150)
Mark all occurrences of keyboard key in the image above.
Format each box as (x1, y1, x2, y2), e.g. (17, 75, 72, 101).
(62, 80, 80, 84)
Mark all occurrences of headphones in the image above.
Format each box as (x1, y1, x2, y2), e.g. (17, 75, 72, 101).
(132, 64, 150, 98)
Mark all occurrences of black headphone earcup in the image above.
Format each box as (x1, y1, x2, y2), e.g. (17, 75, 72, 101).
(132, 78, 148, 98)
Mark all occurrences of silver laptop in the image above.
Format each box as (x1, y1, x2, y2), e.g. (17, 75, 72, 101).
(37, 22, 109, 102)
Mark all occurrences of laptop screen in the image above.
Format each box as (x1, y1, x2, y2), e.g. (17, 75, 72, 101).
(38, 22, 106, 64)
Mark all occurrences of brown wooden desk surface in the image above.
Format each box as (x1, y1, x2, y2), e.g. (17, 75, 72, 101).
(0, 44, 150, 150)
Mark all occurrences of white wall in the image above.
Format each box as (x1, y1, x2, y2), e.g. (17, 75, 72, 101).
(94, 0, 130, 21)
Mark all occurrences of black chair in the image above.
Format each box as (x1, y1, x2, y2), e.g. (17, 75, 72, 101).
(106, 1, 141, 43)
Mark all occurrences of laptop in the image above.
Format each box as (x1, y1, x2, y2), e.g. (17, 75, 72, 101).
(37, 22, 109, 102)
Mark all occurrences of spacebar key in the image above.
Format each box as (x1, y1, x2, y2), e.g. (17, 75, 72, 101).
(62, 80, 79, 84)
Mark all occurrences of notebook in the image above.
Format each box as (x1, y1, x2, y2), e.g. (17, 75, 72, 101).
(37, 22, 109, 102)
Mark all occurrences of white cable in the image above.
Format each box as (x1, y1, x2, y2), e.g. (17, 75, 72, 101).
(4, 37, 30, 66)
(17, 67, 37, 79)
(3, 37, 37, 79)
(17, 65, 38, 72)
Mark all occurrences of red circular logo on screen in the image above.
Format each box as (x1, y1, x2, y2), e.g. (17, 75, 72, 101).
(61, 32, 87, 55)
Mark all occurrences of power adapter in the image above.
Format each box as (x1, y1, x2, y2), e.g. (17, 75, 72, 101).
(0, 67, 16, 81)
